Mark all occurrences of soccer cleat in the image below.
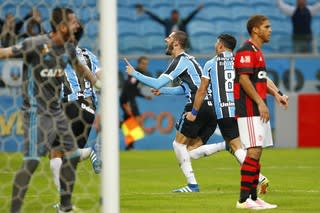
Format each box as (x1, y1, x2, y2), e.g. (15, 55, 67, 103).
(254, 198, 277, 209)
(236, 198, 265, 210)
(257, 177, 269, 194)
(172, 184, 199, 193)
(90, 144, 101, 174)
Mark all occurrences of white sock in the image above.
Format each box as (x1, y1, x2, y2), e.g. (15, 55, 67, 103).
(50, 157, 62, 191)
(173, 141, 197, 184)
(189, 141, 226, 160)
(234, 148, 246, 164)
(79, 147, 92, 161)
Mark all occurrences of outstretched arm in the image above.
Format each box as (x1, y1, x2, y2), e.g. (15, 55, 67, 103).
(183, 4, 204, 24)
(124, 58, 171, 89)
(277, 0, 295, 16)
(152, 85, 185, 96)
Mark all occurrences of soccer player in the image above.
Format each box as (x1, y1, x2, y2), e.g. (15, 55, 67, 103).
(0, 7, 100, 213)
(125, 30, 217, 192)
(185, 32, 289, 195)
(49, 23, 102, 209)
(234, 15, 288, 209)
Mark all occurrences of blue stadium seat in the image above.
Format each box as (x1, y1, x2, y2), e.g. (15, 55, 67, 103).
(119, 35, 148, 54)
(199, 5, 233, 22)
(18, 4, 32, 18)
(2, 3, 16, 16)
(188, 20, 216, 37)
(86, 21, 98, 38)
(86, 0, 97, 8)
(147, 34, 166, 53)
(271, 19, 291, 36)
(118, 6, 138, 22)
(118, 20, 141, 37)
(74, 0, 85, 7)
(190, 34, 217, 54)
(231, 5, 255, 21)
(139, 19, 164, 36)
(202, 0, 225, 7)
(225, 0, 248, 7)
(248, 0, 274, 7)
(37, 4, 50, 21)
(79, 7, 92, 24)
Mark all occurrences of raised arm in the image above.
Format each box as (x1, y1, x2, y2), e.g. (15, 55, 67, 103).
(125, 58, 171, 89)
(277, 0, 295, 16)
(183, 4, 204, 24)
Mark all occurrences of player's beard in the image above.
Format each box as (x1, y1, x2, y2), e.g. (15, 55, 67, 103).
(165, 43, 173, 56)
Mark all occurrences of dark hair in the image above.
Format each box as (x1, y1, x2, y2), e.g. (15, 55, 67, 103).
(247, 15, 269, 35)
(137, 56, 148, 64)
(50, 7, 74, 32)
(172, 30, 188, 49)
(171, 9, 179, 15)
(74, 23, 84, 43)
(218, 34, 237, 51)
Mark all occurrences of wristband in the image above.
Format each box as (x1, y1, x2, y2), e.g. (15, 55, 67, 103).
(277, 90, 283, 96)
(191, 108, 198, 116)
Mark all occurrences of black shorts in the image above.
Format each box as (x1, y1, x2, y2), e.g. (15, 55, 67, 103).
(52, 98, 95, 149)
(217, 117, 239, 142)
(176, 100, 217, 143)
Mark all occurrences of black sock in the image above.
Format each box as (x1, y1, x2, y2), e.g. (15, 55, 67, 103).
(60, 155, 80, 211)
(11, 160, 39, 213)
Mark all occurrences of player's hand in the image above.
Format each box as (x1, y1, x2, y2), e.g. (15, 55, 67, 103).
(151, 88, 161, 96)
(275, 93, 289, 110)
(124, 58, 135, 75)
(258, 101, 269, 123)
(135, 4, 144, 14)
(186, 111, 196, 122)
(145, 95, 152, 100)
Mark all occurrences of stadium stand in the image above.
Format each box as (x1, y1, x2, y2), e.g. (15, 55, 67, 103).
(3, 0, 320, 54)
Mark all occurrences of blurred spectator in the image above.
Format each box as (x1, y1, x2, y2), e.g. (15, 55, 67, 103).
(20, 7, 46, 39)
(120, 56, 152, 151)
(135, 3, 204, 38)
(277, 0, 320, 53)
(0, 13, 24, 47)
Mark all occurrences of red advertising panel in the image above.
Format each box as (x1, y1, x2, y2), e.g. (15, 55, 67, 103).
(298, 94, 320, 147)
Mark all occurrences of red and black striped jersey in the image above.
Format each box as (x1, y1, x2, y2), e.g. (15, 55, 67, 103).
(234, 40, 268, 117)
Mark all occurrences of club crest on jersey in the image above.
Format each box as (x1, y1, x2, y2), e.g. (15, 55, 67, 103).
(40, 68, 64, 77)
(258, 70, 267, 79)
(240, 55, 251, 64)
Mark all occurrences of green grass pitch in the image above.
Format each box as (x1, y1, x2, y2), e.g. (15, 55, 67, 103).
(0, 148, 319, 212)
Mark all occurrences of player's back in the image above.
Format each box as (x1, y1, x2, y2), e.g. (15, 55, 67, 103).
(204, 51, 235, 119)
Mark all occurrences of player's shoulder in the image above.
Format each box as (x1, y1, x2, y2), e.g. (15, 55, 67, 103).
(236, 41, 254, 53)
(204, 56, 217, 67)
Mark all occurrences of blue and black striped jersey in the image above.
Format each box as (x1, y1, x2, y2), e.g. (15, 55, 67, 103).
(202, 51, 235, 119)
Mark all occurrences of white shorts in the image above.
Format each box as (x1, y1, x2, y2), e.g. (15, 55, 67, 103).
(237, 116, 273, 149)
